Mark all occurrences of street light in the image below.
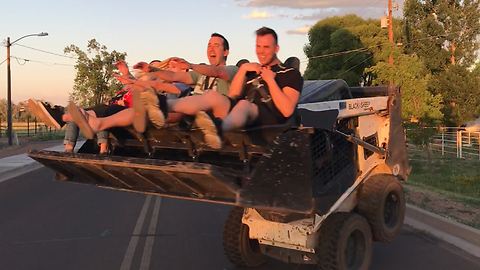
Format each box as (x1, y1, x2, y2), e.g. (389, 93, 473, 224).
(6, 32, 48, 146)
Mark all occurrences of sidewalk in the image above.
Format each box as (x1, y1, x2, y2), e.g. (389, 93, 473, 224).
(0, 140, 84, 183)
(0, 142, 479, 259)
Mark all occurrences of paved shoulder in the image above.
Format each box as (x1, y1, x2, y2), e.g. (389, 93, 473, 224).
(0, 141, 84, 183)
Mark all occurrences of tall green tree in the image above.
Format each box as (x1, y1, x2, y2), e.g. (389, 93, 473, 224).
(404, 0, 480, 72)
(304, 14, 443, 123)
(366, 52, 443, 122)
(404, 0, 480, 125)
(429, 66, 480, 125)
(65, 39, 126, 107)
(303, 15, 374, 86)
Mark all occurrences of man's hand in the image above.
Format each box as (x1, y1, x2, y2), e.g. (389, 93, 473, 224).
(114, 74, 135, 84)
(133, 62, 151, 72)
(260, 66, 276, 82)
(170, 57, 192, 69)
(115, 61, 130, 76)
(240, 63, 262, 74)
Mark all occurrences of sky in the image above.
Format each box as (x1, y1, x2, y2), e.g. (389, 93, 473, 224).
(0, 0, 405, 106)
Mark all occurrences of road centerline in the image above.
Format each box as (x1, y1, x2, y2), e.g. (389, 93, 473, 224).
(120, 195, 152, 270)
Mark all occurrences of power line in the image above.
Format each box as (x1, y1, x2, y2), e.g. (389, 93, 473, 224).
(15, 43, 77, 59)
(336, 55, 375, 78)
(302, 31, 465, 63)
(0, 58, 6, 66)
(11, 56, 74, 67)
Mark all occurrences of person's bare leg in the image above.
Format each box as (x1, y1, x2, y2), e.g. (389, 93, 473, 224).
(221, 101, 258, 132)
(69, 108, 135, 134)
(65, 144, 74, 152)
(99, 143, 108, 153)
(63, 110, 97, 122)
(165, 112, 184, 123)
(90, 108, 135, 132)
(169, 91, 231, 118)
(194, 101, 258, 149)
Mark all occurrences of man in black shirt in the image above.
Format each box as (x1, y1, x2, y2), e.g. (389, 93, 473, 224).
(194, 27, 303, 149)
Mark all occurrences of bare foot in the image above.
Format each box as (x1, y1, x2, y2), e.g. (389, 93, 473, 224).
(65, 144, 74, 153)
(86, 116, 103, 134)
(63, 112, 73, 122)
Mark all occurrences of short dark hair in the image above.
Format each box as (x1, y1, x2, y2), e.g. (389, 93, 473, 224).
(211, 33, 229, 51)
(255, 27, 278, 45)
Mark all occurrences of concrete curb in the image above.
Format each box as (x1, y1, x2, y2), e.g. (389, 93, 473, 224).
(405, 203, 480, 258)
(0, 161, 43, 183)
(0, 141, 85, 183)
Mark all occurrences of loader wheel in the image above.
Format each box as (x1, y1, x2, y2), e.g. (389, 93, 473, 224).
(357, 174, 405, 243)
(316, 213, 373, 270)
(222, 207, 268, 267)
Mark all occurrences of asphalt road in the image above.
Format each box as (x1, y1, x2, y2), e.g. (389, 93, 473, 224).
(1, 167, 480, 270)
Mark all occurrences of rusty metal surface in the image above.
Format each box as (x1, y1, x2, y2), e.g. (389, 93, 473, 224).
(239, 129, 315, 214)
(385, 86, 410, 180)
(28, 150, 243, 205)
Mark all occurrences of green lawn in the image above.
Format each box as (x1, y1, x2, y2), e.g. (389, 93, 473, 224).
(407, 148, 480, 208)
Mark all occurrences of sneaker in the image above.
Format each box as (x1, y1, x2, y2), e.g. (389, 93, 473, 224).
(28, 99, 65, 129)
(194, 111, 223, 149)
(140, 87, 165, 128)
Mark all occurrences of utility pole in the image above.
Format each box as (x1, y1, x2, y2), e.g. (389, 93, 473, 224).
(5, 32, 48, 146)
(388, 0, 394, 85)
(6, 37, 12, 146)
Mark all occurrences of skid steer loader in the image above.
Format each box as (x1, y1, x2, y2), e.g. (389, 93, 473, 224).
(29, 74, 409, 270)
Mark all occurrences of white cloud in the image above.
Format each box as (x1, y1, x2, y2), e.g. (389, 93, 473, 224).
(242, 9, 275, 19)
(235, 0, 405, 10)
(283, 26, 311, 35)
(278, 10, 288, 18)
(291, 6, 389, 21)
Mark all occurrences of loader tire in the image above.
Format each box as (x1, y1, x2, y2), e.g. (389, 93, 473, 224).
(222, 207, 267, 267)
(357, 174, 405, 243)
(316, 213, 373, 270)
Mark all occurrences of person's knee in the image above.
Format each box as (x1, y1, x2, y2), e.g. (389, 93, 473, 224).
(235, 100, 253, 111)
(205, 91, 225, 103)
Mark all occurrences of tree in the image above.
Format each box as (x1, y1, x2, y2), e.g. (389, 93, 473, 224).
(0, 99, 6, 122)
(65, 39, 127, 107)
(429, 65, 480, 125)
(303, 15, 374, 86)
(304, 14, 443, 123)
(366, 53, 443, 122)
(404, 0, 480, 72)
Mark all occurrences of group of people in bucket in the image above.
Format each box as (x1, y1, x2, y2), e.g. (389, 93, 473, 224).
(28, 27, 304, 152)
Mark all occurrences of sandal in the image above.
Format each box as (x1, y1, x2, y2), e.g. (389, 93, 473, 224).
(68, 102, 95, 140)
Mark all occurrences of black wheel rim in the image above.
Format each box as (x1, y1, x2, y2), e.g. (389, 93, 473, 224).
(384, 191, 400, 228)
(344, 229, 366, 268)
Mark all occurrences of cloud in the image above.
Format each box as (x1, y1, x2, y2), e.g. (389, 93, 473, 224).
(283, 26, 311, 35)
(235, 0, 405, 12)
(278, 10, 288, 18)
(291, 6, 388, 21)
(242, 9, 275, 19)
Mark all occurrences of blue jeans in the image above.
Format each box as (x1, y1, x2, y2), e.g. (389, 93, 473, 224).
(64, 122, 108, 147)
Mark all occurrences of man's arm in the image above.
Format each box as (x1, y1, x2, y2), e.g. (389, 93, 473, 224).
(113, 74, 181, 94)
(171, 58, 234, 81)
(261, 67, 301, 117)
(228, 63, 262, 98)
(134, 62, 194, 84)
